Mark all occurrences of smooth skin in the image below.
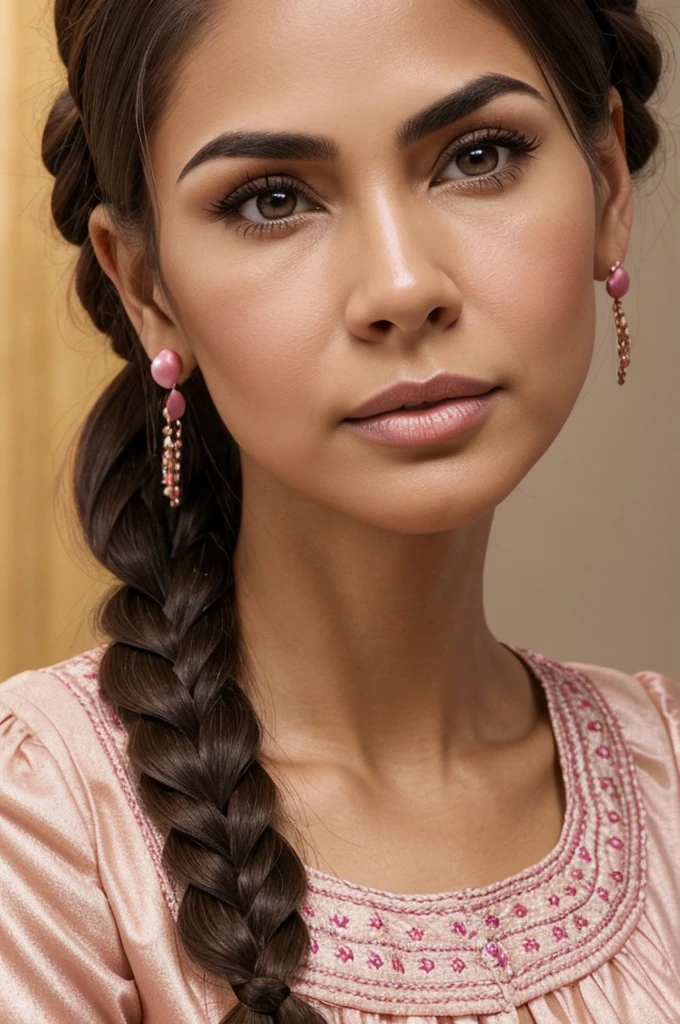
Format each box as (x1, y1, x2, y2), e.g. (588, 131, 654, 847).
(89, 3, 632, 1010)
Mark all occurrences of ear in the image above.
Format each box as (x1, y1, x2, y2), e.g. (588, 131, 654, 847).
(593, 86, 634, 283)
(88, 205, 196, 383)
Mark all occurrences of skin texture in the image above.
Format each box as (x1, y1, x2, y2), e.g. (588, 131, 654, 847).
(89, 0, 633, 916)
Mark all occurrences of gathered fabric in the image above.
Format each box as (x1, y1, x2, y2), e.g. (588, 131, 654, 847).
(1, 644, 680, 1023)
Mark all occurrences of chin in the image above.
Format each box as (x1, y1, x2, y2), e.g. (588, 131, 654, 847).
(328, 489, 504, 536)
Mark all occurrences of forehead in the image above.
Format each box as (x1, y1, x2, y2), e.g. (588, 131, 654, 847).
(152, 0, 546, 178)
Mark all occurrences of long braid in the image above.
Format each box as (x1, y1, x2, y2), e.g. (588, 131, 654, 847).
(73, 360, 324, 1023)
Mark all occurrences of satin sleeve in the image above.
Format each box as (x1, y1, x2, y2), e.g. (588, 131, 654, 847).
(0, 700, 142, 1023)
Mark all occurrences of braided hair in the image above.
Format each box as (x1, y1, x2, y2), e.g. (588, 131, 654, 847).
(41, 1, 665, 1022)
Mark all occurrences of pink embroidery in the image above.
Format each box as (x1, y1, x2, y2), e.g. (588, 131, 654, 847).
(596, 745, 612, 760)
(587, 720, 603, 732)
(548, 895, 560, 906)
(50, 645, 647, 1018)
(607, 837, 624, 850)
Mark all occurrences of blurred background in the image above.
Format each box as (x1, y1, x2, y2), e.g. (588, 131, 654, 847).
(1, 0, 678, 683)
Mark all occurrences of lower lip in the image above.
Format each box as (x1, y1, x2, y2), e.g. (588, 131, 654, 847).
(344, 389, 500, 447)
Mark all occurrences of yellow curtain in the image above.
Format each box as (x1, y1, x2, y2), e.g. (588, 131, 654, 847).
(0, 0, 122, 679)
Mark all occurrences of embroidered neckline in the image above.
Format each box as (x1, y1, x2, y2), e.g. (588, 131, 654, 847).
(45, 643, 647, 1017)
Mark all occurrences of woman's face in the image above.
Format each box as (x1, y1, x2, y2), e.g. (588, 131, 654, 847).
(146, 0, 624, 533)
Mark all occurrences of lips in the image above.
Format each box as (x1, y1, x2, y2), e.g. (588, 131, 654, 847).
(346, 371, 498, 420)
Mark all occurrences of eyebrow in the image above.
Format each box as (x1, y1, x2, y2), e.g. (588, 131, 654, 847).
(176, 72, 546, 184)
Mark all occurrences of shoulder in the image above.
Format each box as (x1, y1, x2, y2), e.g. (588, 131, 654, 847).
(1, 646, 113, 776)
(562, 654, 680, 769)
(0, 647, 116, 845)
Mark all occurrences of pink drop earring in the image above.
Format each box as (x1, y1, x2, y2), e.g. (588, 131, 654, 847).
(606, 261, 631, 386)
(150, 349, 186, 508)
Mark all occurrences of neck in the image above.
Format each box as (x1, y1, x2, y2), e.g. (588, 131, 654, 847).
(234, 483, 539, 782)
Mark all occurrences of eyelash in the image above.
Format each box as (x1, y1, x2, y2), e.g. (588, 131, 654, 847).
(208, 126, 540, 238)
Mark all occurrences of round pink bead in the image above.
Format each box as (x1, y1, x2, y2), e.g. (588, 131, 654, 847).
(166, 388, 186, 421)
(606, 266, 630, 299)
(151, 349, 183, 389)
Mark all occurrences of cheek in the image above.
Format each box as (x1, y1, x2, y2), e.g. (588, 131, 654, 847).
(159, 226, 333, 456)
(472, 160, 598, 387)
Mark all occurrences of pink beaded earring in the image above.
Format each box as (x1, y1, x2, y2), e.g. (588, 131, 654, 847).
(150, 349, 186, 508)
(606, 261, 631, 386)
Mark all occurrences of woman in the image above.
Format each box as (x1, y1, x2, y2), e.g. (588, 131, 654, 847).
(0, 0, 676, 1021)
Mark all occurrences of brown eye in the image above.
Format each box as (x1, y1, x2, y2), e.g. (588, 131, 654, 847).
(253, 189, 298, 219)
(444, 143, 510, 179)
(239, 186, 315, 223)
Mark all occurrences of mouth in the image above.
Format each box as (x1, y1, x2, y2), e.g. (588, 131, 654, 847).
(343, 387, 500, 446)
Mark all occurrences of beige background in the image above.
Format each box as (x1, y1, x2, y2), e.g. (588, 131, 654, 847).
(1, 0, 678, 683)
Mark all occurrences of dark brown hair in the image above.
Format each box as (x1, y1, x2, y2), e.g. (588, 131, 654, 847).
(42, 1, 665, 1021)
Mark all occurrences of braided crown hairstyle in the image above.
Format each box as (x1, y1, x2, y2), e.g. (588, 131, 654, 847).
(42, 1, 664, 1021)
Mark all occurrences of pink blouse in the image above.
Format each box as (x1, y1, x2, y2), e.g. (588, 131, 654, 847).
(1, 643, 680, 1023)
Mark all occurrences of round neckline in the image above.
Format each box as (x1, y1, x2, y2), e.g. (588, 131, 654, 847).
(302, 643, 575, 904)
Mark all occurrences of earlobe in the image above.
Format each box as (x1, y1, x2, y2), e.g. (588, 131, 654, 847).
(593, 88, 634, 282)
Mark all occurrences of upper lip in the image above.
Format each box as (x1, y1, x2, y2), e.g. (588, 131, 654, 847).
(346, 371, 498, 420)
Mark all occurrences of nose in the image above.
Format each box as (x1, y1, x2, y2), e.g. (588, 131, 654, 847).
(343, 189, 463, 346)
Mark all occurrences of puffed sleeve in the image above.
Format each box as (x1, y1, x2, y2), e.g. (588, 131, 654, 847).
(0, 700, 142, 1022)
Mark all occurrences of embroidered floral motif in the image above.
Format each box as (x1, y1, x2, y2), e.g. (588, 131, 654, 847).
(44, 644, 648, 1019)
